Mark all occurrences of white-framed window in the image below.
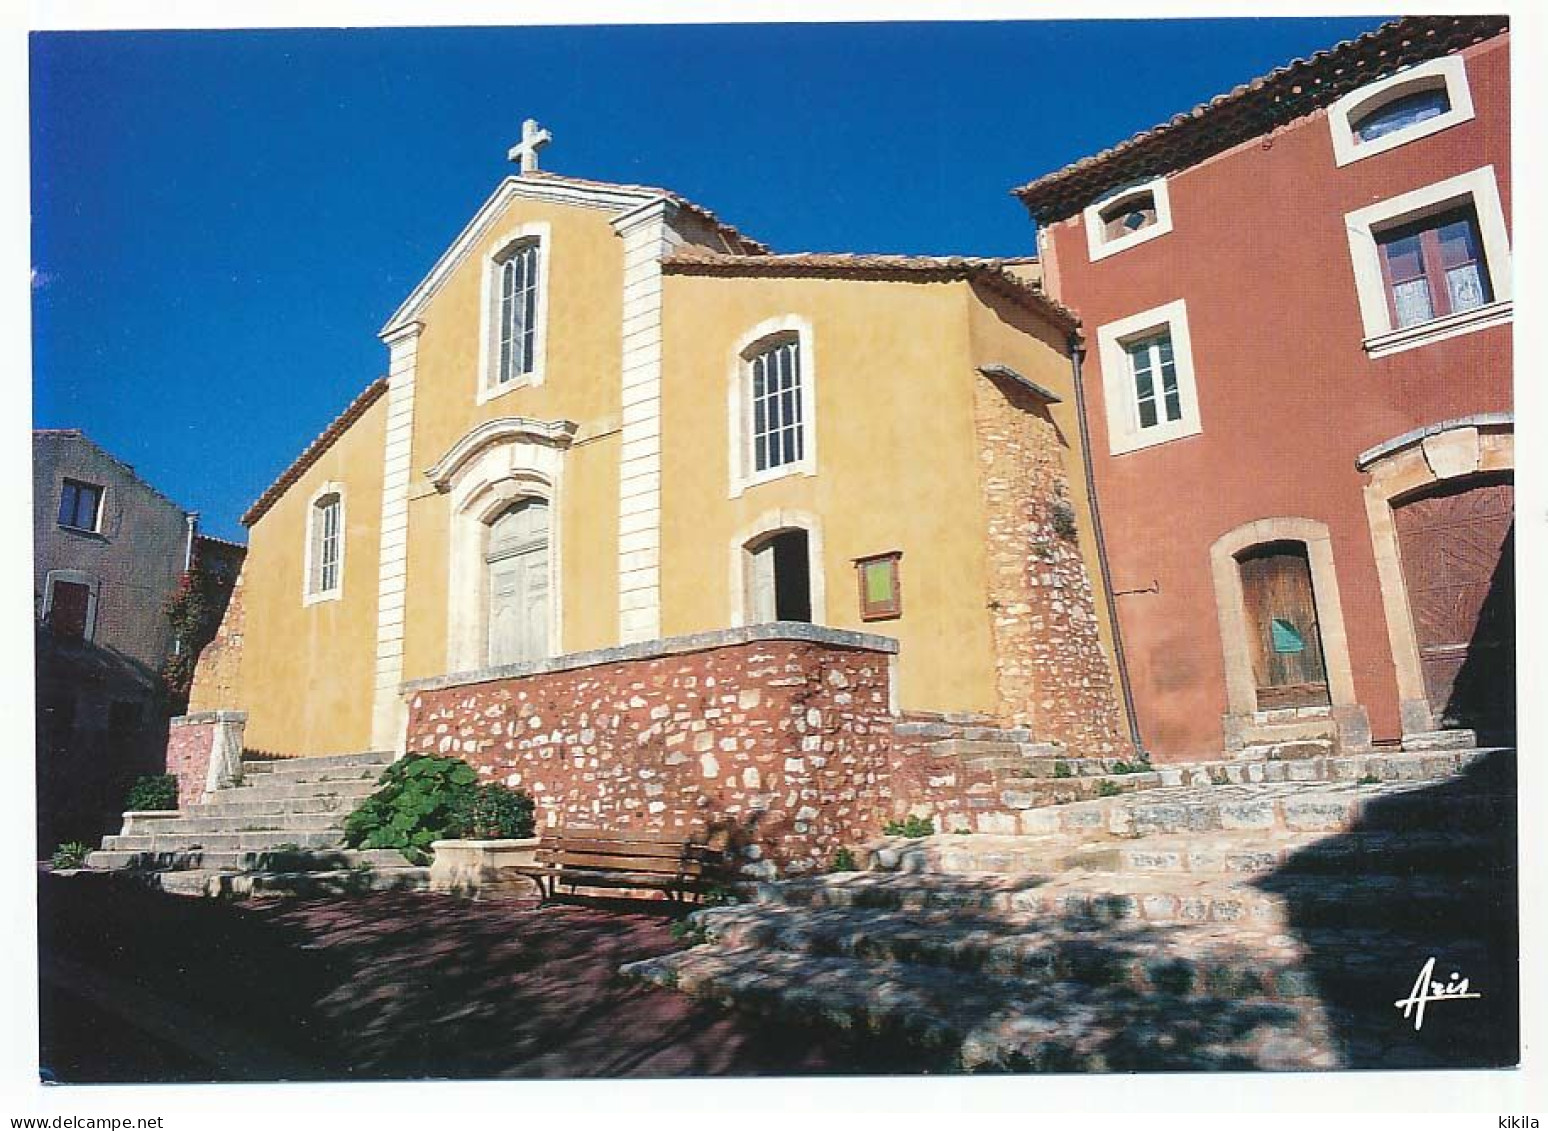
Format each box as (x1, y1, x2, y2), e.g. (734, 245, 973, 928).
(303, 485, 344, 604)
(57, 478, 104, 533)
(1328, 55, 1475, 168)
(1083, 177, 1174, 262)
(1095, 299, 1203, 456)
(1343, 166, 1512, 358)
(728, 316, 817, 497)
(477, 222, 550, 403)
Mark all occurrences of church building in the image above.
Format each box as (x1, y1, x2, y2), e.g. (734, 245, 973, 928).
(179, 122, 1128, 859)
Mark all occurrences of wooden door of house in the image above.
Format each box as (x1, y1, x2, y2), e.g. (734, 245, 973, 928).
(1238, 542, 1330, 710)
(486, 499, 549, 666)
(1394, 476, 1514, 737)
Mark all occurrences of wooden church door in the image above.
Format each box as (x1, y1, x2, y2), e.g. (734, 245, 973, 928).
(486, 499, 549, 666)
(1237, 542, 1330, 710)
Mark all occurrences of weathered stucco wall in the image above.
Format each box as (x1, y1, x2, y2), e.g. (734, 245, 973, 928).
(659, 272, 1002, 718)
(239, 396, 387, 756)
(403, 627, 899, 876)
(187, 565, 246, 713)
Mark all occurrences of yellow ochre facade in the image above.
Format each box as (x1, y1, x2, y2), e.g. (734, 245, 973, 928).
(194, 165, 1126, 757)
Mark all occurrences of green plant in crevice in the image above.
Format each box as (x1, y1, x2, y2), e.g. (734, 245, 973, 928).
(882, 814, 935, 838)
(1094, 779, 1123, 798)
(829, 846, 858, 873)
(1052, 760, 1073, 779)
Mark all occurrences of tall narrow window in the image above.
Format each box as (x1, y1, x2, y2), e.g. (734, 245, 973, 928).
(750, 338, 803, 474)
(1377, 206, 1492, 329)
(58, 479, 103, 532)
(308, 492, 343, 600)
(1126, 332, 1182, 430)
(497, 242, 540, 386)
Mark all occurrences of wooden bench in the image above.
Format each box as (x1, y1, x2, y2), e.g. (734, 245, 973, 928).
(512, 827, 731, 903)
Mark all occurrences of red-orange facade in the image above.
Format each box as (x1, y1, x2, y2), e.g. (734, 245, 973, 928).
(1026, 24, 1512, 761)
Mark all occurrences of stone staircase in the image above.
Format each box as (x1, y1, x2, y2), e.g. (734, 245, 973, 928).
(85, 751, 430, 897)
(622, 747, 1517, 1071)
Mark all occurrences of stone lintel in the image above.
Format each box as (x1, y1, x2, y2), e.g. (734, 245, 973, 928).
(402, 623, 900, 695)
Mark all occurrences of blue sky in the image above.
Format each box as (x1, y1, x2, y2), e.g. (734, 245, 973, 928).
(30, 17, 1392, 542)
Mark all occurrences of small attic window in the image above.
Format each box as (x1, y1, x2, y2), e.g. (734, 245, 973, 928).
(1352, 86, 1451, 143)
(1083, 177, 1173, 263)
(1328, 56, 1475, 168)
(1101, 195, 1158, 242)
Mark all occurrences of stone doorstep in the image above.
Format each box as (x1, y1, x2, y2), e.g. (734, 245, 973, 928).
(881, 829, 1503, 879)
(619, 946, 1339, 1071)
(1400, 729, 1481, 752)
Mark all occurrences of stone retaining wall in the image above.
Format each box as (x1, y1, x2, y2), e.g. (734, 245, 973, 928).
(402, 626, 900, 877)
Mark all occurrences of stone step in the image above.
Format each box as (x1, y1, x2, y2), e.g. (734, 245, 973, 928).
(1013, 779, 1509, 841)
(209, 778, 380, 804)
(1152, 747, 1506, 790)
(756, 870, 1505, 931)
(238, 763, 391, 787)
(994, 773, 1161, 809)
(147, 865, 430, 899)
(136, 813, 341, 835)
(894, 721, 1035, 743)
(184, 795, 354, 819)
(619, 945, 1338, 1071)
(85, 846, 410, 873)
(1011, 757, 1153, 779)
(879, 830, 1506, 879)
(689, 901, 1322, 996)
(242, 751, 397, 775)
(102, 829, 344, 854)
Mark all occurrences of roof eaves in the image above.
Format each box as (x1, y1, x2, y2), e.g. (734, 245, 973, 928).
(241, 378, 389, 527)
(1012, 15, 1509, 221)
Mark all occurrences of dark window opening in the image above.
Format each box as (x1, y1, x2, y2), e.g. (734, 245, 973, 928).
(771, 530, 812, 623)
(48, 581, 91, 640)
(58, 480, 103, 531)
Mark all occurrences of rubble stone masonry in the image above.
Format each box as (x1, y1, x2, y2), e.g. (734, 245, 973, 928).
(403, 626, 900, 877)
(972, 372, 1126, 756)
(187, 565, 246, 714)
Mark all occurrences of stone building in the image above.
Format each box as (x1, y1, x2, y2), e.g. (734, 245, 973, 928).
(33, 429, 242, 851)
(1018, 16, 1512, 761)
(177, 131, 1131, 871)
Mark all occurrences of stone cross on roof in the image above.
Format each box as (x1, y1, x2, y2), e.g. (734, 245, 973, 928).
(508, 118, 552, 175)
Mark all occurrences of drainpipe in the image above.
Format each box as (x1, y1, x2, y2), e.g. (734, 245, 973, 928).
(183, 512, 199, 573)
(1068, 332, 1146, 758)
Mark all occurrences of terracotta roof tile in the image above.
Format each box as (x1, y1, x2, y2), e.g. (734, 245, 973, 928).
(241, 378, 389, 528)
(1013, 16, 1509, 221)
(522, 171, 770, 255)
(661, 247, 1079, 332)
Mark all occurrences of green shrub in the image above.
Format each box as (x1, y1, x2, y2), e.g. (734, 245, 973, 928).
(829, 846, 858, 872)
(124, 774, 178, 812)
(1094, 779, 1123, 798)
(51, 841, 92, 870)
(1052, 760, 1073, 779)
(882, 814, 935, 838)
(452, 782, 536, 840)
(343, 754, 533, 865)
(1110, 758, 1153, 775)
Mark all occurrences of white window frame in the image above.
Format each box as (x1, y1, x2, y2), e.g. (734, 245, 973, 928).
(302, 483, 345, 606)
(477, 221, 551, 404)
(1328, 55, 1475, 168)
(43, 569, 99, 641)
(1083, 177, 1174, 263)
(727, 315, 817, 498)
(1343, 166, 1512, 359)
(1095, 299, 1203, 456)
